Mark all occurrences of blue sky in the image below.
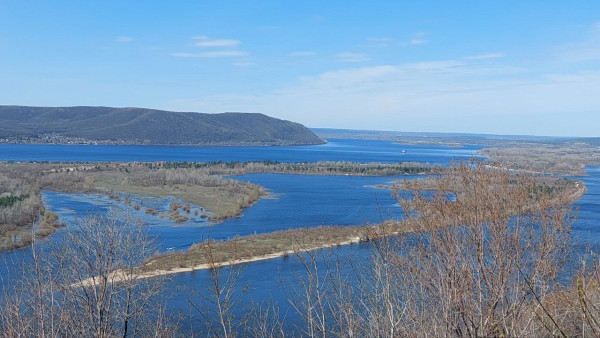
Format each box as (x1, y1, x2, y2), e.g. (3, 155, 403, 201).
(1, 1, 599, 137)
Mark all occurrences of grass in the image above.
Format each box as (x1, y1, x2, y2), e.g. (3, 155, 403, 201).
(0, 161, 438, 225)
(141, 221, 409, 273)
(482, 143, 600, 175)
(90, 171, 264, 220)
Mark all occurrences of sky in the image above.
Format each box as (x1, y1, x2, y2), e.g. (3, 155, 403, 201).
(1, 1, 599, 137)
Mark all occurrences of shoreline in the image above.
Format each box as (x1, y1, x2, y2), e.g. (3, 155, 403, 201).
(74, 176, 588, 286)
(147, 236, 363, 276)
(73, 235, 370, 287)
(66, 170, 588, 287)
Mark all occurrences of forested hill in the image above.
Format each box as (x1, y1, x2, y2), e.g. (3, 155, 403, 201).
(0, 106, 325, 146)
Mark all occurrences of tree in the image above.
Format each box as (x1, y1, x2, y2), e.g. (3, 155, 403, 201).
(0, 212, 175, 337)
(385, 161, 575, 336)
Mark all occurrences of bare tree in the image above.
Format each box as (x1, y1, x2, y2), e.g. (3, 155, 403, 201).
(385, 161, 576, 337)
(0, 212, 174, 337)
(283, 161, 578, 337)
(243, 300, 286, 338)
(188, 238, 247, 338)
(287, 249, 331, 338)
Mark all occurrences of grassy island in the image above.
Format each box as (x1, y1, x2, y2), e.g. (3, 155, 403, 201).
(0, 160, 437, 251)
(122, 162, 586, 279)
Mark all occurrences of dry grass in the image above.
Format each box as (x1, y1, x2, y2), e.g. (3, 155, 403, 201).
(34, 211, 65, 237)
(89, 171, 264, 220)
(141, 221, 408, 272)
(139, 169, 586, 274)
(482, 143, 600, 175)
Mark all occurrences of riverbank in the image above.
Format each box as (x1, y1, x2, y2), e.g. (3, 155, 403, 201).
(1, 160, 438, 251)
(75, 171, 587, 285)
(73, 221, 409, 287)
(481, 143, 600, 176)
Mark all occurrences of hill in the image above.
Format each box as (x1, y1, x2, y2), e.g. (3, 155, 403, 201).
(0, 106, 325, 146)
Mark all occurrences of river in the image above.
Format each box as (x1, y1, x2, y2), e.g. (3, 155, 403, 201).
(1, 139, 597, 334)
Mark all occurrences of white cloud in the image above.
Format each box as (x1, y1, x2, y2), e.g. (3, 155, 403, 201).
(192, 35, 240, 48)
(172, 51, 247, 58)
(367, 37, 394, 47)
(410, 38, 426, 45)
(408, 32, 429, 45)
(462, 53, 505, 60)
(368, 37, 393, 43)
(289, 51, 317, 57)
(556, 22, 600, 61)
(337, 52, 369, 62)
(115, 36, 134, 43)
(163, 54, 600, 136)
(233, 62, 255, 67)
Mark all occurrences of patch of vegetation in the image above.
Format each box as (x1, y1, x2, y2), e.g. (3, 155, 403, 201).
(35, 210, 65, 237)
(159, 160, 439, 176)
(482, 142, 600, 175)
(0, 194, 30, 208)
(141, 163, 585, 274)
(0, 173, 45, 251)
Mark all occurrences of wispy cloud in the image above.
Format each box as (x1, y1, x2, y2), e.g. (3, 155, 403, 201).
(115, 36, 134, 43)
(462, 52, 505, 60)
(410, 39, 426, 45)
(368, 37, 393, 43)
(409, 32, 429, 45)
(165, 53, 600, 136)
(233, 62, 255, 67)
(367, 37, 394, 47)
(289, 51, 317, 57)
(337, 52, 369, 62)
(172, 51, 248, 58)
(556, 22, 600, 62)
(192, 35, 240, 48)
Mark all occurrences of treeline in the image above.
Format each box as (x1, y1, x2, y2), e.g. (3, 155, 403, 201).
(0, 174, 48, 250)
(482, 143, 600, 175)
(160, 160, 438, 176)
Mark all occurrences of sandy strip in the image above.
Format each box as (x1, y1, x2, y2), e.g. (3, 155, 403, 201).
(74, 180, 587, 288)
(73, 236, 367, 287)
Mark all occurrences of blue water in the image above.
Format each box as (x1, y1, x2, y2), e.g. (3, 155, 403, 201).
(39, 174, 406, 252)
(0, 139, 482, 163)
(0, 139, 598, 334)
(570, 166, 600, 256)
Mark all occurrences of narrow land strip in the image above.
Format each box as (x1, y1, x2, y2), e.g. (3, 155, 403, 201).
(75, 173, 587, 285)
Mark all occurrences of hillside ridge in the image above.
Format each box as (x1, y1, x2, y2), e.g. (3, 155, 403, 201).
(0, 106, 325, 146)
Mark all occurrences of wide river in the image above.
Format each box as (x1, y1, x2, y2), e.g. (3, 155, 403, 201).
(1, 139, 598, 333)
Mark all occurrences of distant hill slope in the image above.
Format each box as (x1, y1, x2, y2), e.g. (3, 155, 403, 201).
(311, 128, 576, 145)
(0, 106, 325, 146)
